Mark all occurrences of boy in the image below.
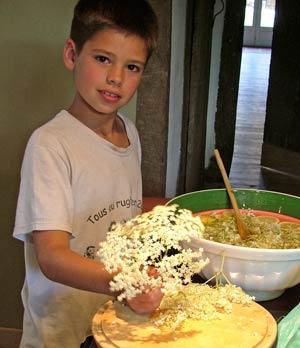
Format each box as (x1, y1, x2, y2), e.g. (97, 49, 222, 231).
(13, 1, 163, 347)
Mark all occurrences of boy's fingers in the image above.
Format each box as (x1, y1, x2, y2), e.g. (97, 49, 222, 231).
(126, 287, 163, 314)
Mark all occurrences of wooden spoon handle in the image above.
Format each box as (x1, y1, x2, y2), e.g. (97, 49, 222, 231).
(214, 149, 248, 240)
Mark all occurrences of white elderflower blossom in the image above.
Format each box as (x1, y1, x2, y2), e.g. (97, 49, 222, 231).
(151, 283, 253, 329)
(97, 205, 209, 301)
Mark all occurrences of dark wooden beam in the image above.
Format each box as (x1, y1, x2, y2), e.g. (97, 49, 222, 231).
(214, 0, 246, 175)
(135, 0, 172, 196)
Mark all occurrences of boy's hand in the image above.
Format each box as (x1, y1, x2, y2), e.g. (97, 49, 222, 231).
(126, 287, 163, 314)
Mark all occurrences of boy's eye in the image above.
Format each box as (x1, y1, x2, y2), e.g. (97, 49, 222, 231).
(128, 64, 140, 72)
(95, 55, 110, 63)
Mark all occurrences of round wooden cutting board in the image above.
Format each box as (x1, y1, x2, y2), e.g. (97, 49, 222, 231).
(92, 300, 277, 348)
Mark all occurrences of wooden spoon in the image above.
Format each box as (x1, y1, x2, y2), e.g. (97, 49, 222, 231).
(214, 149, 249, 240)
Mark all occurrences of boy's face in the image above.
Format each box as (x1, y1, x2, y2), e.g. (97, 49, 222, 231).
(64, 29, 148, 119)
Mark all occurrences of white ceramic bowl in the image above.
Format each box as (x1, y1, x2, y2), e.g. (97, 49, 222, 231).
(168, 189, 300, 301)
(183, 238, 300, 301)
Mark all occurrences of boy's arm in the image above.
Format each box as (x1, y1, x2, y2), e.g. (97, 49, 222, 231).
(33, 230, 113, 294)
(32, 230, 163, 313)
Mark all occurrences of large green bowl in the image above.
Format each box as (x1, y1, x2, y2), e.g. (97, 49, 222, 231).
(167, 188, 300, 218)
(167, 189, 300, 301)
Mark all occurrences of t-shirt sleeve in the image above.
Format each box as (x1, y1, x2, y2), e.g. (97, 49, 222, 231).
(13, 132, 73, 241)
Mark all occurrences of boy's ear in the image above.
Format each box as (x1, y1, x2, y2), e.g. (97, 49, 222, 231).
(63, 38, 77, 70)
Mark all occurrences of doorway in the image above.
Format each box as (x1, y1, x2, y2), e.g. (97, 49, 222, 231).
(211, 0, 300, 195)
(243, 0, 275, 47)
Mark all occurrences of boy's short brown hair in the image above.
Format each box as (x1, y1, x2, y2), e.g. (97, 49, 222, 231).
(70, 0, 158, 59)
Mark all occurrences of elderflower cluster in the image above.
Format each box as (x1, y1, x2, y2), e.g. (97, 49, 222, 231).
(97, 205, 209, 301)
(152, 283, 254, 330)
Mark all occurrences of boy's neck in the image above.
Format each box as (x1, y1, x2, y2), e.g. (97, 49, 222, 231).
(67, 108, 129, 147)
(67, 102, 117, 131)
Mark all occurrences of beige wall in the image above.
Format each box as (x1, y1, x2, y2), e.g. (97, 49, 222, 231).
(0, 0, 136, 329)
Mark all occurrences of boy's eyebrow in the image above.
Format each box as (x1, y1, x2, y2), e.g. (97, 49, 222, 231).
(92, 49, 146, 66)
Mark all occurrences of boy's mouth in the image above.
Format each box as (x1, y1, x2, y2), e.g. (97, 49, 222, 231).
(100, 90, 121, 102)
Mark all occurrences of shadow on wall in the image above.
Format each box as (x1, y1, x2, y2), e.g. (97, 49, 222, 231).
(0, 40, 74, 329)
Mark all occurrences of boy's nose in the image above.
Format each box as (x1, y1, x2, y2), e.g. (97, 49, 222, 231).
(107, 66, 123, 87)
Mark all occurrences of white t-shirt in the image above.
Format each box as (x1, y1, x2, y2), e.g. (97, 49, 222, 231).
(13, 110, 143, 348)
